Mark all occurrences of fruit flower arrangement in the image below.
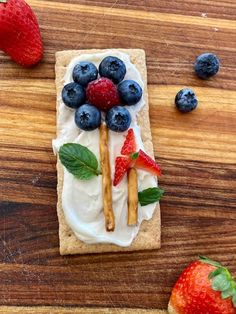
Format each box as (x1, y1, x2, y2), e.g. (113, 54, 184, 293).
(59, 55, 162, 231)
(62, 56, 142, 132)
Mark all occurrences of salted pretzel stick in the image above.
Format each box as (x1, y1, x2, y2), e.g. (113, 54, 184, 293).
(127, 168, 138, 225)
(99, 123, 115, 231)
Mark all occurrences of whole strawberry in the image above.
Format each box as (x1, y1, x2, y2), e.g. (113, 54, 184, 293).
(86, 78, 120, 111)
(168, 256, 236, 314)
(0, 0, 43, 66)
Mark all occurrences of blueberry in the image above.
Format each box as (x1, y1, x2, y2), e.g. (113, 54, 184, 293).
(72, 62, 98, 86)
(118, 80, 142, 106)
(75, 104, 101, 131)
(99, 56, 126, 84)
(62, 82, 85, 109)
(194, 53, 220, 79)
(175, 88, 198, 113)
(105, 106, 131, 132)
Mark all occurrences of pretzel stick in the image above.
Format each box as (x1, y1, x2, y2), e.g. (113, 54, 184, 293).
(127, 168, 138, 225)
(99, 124, 115, 231)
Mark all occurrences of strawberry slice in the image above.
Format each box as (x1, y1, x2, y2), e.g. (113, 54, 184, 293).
(132, 149, 161, 176)
(113, 156, 132, 186)
(121, 129, 136, 155)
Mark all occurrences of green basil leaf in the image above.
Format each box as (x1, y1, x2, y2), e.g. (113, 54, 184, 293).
(59, 143, 101, 180)
(138, 187, 164, 206)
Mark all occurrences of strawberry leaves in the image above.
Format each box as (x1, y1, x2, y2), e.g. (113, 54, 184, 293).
(212, 273, 231, 291)
(199, 255, 222, 268)
(211, 268, 236, 307)
(200, 256, 236, 307)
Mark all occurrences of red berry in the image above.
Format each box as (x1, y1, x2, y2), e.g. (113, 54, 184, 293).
(86, 78, 120, 111)
(113, 156, 132, 186)
(0, 0, 43, 66)
(121, 129, 136, 155)
(132, 149, 161, 176)
(169, 258, 236, 314)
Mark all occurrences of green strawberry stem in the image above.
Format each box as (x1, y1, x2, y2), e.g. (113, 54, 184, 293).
(199, 256, 236, 307)
(131, 152, 139, 160)
(0, 0, 7, 3)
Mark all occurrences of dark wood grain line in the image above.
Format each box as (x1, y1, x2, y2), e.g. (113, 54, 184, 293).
(42, 0, 236, 20)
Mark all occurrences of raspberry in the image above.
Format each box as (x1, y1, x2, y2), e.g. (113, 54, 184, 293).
(86, 78, 120, 111)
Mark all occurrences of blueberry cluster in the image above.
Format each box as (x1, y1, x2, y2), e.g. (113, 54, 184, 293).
(62, 56, 143, 132)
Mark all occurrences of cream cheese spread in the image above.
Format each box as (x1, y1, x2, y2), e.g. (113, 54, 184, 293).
(53, 50, 158, 246)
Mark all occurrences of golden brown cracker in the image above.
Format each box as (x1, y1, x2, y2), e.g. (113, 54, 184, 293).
(55, 49, 161, 255)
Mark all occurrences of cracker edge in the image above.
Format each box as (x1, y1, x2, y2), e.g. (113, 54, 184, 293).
(55, 49, 161, 255)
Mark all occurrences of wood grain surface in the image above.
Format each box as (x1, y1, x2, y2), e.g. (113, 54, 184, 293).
(0, 0, 236, 313)
(0, 306, 167, 314)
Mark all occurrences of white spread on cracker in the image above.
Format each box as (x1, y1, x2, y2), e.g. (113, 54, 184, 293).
(53, 50, 158, 246)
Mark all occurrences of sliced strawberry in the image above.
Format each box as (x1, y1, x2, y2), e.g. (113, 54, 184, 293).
(113, 156, 132, 186)
(121, 129, 136, 155)
(132, 149, 161, 176)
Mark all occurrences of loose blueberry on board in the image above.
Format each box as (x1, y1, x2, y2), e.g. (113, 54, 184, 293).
(99, 56, 126, 84)
(75, 104, 101, 131)
(175, 88, 198, 113)
(194, 53, 220, 79)
(105, 106, 131, 132)
(118, 80, 142, 106)
(86, 77, 120, 111)
(62, 82, 86, 109)
(72, 62, 98, 86)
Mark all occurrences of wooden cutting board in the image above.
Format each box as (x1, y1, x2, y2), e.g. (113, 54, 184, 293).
(0, 0, 236, 313)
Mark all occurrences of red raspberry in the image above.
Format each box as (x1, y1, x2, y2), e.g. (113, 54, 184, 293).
(86, 78, 120, 111)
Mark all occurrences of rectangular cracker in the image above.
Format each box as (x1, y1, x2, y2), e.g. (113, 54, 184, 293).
(55, 49, 161, 255)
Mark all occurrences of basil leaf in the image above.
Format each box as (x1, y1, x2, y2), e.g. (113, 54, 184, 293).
(59, 143, 101, 180)
(138, 187, 164, 206)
